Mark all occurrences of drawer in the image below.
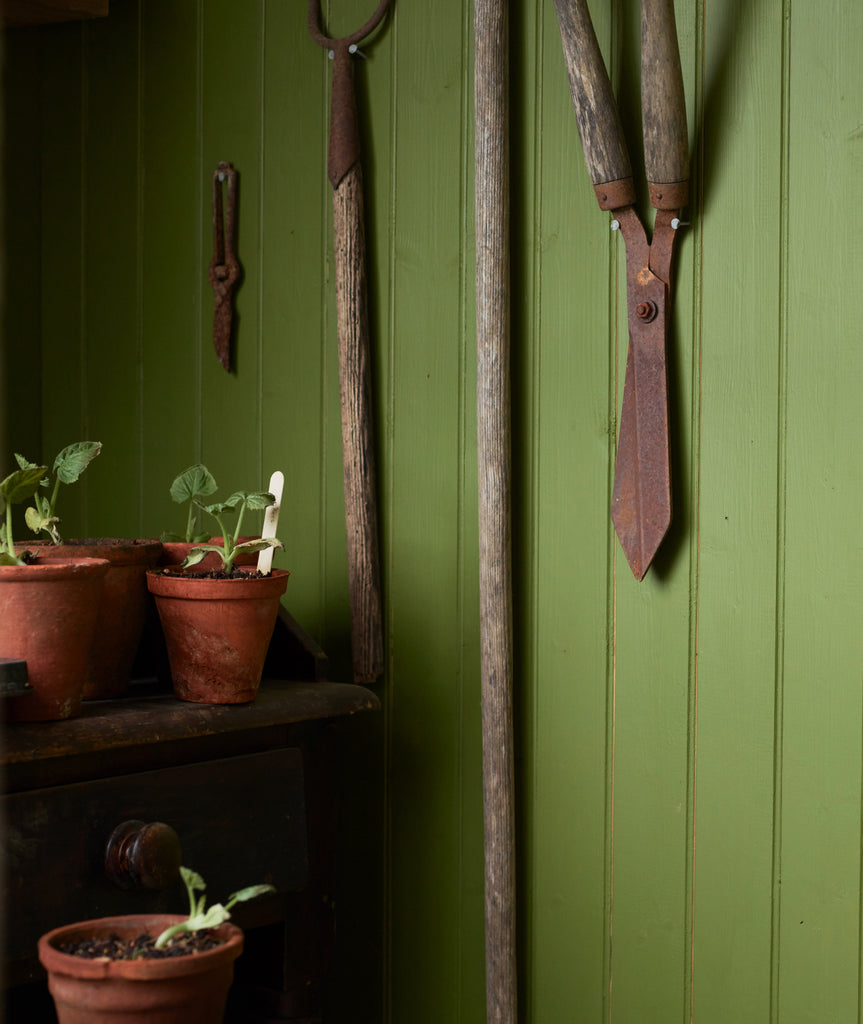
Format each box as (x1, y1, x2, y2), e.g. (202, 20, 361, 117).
(4, 747, 307, 979)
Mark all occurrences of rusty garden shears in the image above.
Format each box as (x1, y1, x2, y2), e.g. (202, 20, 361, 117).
(553, 0, 689, 581)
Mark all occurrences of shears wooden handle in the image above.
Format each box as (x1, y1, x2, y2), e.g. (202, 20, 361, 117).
(553, 0, 689, 212)
(553, 0, 635, 210)
(641, 0, 689, 209)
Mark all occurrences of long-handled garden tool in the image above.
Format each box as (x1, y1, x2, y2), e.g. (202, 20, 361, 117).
(308, 0, 390, 681)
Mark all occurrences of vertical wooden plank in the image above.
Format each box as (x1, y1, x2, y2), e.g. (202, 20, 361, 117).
(2, 29, 43, 470)
(38, 23, 88, 535)
(777, 1, 863, 1020)
(510, 0, 542, 1019)
(260, 0, 328, 639)
(690, 0, 784, 1019)
(139, 0, 202, 537)
(79, 4, 141, 537)
(606, 0, 697, 1018)
(386, 0, 479, 1018)
(528, 1, 615, 1019)
(199, 0, 265, 498)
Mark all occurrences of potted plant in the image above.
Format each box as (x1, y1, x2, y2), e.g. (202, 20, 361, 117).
(38, 866, 274, 1024)
(0, 463, 110, 721)
(18, 441, 163, 699)
(158, 464, 258, 570)
(147, 487, 288, 704)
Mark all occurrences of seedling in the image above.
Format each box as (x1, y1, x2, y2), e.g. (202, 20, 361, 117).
(17, 441, 102, 544)
(161, 464, 218, 543)
(154, 867, 275, 949)
(181, 490, 282, 574)
(0, 464, 49, 565)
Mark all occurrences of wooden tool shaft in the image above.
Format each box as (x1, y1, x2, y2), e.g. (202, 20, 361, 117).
(641, 0, 689, 208)
(553, 0, 635, 210)
(332, 164, 384, 684)
(475, 0, 517, 1019)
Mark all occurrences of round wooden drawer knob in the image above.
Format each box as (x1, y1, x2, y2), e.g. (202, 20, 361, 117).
(104, 820, 183, 891)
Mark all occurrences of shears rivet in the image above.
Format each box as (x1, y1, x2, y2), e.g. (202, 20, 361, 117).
(636, 301, 657, 322)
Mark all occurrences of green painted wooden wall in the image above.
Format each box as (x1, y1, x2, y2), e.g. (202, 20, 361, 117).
(3, 1, 863, 1021)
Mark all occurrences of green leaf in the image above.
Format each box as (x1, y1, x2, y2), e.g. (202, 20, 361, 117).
(53, 441, 102, 484)
(24, 506, 59, 534)
(225, 884, 276, 909)
(241, 491, 276, 511)
(14, 453, 46, 481)
(220, 491, 248, 510)
(169, 464, 217, 505)
(199, 500, 234, 517)
(0, 551, 24, 566)
(0, 466, 49, 506)
(182, 867, 205, 888)
(181, 547, 217, 569)
(189, 903, 231, 931)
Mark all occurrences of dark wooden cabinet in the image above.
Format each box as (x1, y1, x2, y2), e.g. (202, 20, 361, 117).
(2, 610, 380, 1022)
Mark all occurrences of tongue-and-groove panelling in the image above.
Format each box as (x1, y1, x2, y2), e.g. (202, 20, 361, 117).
(3, 1, 863, 1022)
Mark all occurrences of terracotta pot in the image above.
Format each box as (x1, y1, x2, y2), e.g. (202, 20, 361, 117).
(38, 914, 243, 1024)
(158, 538, 260, 570)
(146, 569, 290, 704)
(0, 557, 110, 721)
(54, 539, 163, 699)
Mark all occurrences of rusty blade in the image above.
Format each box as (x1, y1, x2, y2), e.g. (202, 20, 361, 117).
(610, 282, 671, 580)
(610, 207, 675, 581)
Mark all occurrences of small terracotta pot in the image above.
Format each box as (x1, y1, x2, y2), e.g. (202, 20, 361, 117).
(146, 568, 290, 704)
(0, 557, 110, 721)
(38, 914, 243, 1024)
(54, 539, 163, 699)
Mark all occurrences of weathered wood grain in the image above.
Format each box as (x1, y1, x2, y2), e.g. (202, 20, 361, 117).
(475, 0, 516, 1020)
(332, 162, 385, 684)
(552, 0, 634, 208)
(641, 0, 689, 207)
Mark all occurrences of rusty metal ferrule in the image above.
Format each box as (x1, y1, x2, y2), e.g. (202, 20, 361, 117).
(593, 176, 637, 211)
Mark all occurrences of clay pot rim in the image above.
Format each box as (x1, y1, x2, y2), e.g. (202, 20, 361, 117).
(0, 557, 111, 580)
(146, 567, 290, 601)
(18, 539, 163, 567)
(38, 914, 243, 981)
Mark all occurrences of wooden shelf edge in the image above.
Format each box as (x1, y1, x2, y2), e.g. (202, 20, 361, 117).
(2, 680, 380, 771)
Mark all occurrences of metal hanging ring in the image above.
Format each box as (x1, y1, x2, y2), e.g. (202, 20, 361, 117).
(307, 0, 390, 50)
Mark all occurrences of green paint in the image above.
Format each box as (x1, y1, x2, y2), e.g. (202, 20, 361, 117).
(4, 0, 863, 1021)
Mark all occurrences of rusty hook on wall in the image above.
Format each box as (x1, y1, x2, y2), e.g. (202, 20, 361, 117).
(208, 161, 241, 372)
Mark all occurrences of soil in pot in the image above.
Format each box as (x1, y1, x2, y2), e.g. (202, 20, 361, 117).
(58, 929, 221, 960)
(0, 556, 110, 721)
(39, 914, 243, 1024)
(146, 568, 289, 704)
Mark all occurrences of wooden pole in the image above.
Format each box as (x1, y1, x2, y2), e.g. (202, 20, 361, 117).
(308, 1, 390, 683)
(474, 0, 516, 1021)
